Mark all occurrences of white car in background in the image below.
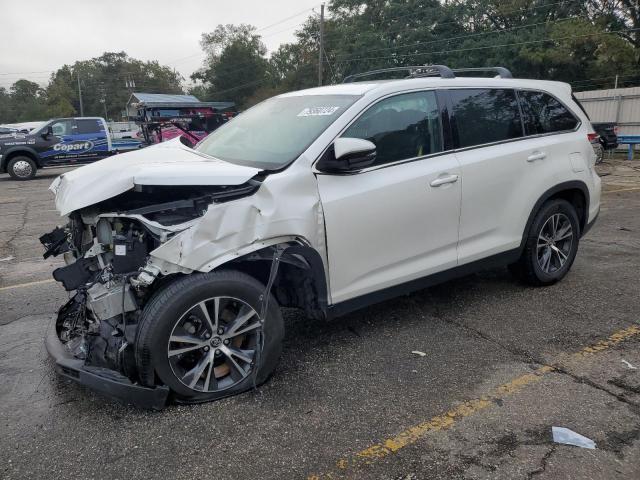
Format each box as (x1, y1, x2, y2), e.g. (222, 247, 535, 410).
(41, 65, 601, 408)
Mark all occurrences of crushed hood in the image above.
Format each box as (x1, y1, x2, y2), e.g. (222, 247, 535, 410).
(51, 138, 262, 216)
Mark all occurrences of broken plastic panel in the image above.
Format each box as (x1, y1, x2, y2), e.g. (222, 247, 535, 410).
(552, 426, 596, 449)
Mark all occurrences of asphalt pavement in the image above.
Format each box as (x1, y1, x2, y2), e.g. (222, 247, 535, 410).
(0, 162, 639, 479)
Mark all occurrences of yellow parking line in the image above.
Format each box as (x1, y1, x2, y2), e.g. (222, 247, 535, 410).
(308, 325, 640, 479)
(0, 278, 55, 292)
(604, 186, 640, 194)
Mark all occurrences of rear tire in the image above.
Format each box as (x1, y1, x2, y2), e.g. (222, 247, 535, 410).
(135, 270, 284, 403)
(510, 199, 580, 286)
(7, 156, 37, 180)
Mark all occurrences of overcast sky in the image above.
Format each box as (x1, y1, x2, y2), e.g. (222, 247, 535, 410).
(0, 0, 322, 90)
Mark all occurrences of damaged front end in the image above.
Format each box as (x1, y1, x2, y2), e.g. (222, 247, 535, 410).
(41, 181, 260, 409)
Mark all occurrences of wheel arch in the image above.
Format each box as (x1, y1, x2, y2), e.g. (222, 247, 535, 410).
(520, 181, 590, 251)
(2, 148, 41, 171)
(219, 241, 330, 320)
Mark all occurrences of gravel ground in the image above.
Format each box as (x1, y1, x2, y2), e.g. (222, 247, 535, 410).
(0, 161, 639, 479)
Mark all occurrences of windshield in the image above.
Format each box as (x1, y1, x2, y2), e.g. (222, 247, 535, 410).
(195, 94, 360, 169)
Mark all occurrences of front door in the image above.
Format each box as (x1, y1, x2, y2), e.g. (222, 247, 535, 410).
(317, 90, 462, 304)
(39, 119, 76, 163)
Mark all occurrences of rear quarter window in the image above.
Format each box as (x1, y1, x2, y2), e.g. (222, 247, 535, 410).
(450, 89, 523, 148)
(519, 91, 579, 135)
(76, 119, 104, 134)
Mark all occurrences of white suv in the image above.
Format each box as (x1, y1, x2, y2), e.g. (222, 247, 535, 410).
(42, 66, 600, 408)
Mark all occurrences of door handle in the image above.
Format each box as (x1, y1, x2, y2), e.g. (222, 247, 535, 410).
(430, 174, 459, 187)
(527, 151, 547, 162)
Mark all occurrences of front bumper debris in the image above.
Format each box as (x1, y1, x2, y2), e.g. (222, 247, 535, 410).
(45, 321, 169, 410)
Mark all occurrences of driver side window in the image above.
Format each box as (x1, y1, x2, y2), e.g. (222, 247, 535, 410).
(51, 120, 74, 136)
(342, 91, 443, 166)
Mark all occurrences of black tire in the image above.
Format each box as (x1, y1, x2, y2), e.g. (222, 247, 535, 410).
(135, 270, 284, 403)
(7, 156, 37, 180)
(510, 199, 580, 286)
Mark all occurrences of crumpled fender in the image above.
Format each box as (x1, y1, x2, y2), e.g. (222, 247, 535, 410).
(148, 160, 328, 277)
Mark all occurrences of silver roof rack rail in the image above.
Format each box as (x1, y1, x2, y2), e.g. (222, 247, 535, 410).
(343, 65, 455, 83)
(451, 67, 513, 79)
(342, 65, 514, 83)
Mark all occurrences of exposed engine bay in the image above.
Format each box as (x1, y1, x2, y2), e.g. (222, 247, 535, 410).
(40, 181, 261, 382)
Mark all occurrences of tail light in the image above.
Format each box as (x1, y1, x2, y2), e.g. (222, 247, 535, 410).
(587, 133, 600, 167)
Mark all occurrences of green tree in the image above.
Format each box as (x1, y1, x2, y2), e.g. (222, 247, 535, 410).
(0, 87, 13, 123)
(9, 80, 48, 122)
(49, 52, 183, 120)
(191, 24, 269, 107)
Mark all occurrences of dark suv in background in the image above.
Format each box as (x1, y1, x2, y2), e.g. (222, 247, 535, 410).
(592, 122, 619, 150)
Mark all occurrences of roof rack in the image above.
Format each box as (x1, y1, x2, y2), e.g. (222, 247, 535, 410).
(343, 65, 455, 83)
(451, 67, 513, 79)
(342, 65, 513, 83)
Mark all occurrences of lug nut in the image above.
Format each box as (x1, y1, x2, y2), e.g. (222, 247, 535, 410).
(217, 328, 224, 335)
(205, 333, 211, 339)
(223, 339, 230, 345)
(215, 349, 221, 356)
(204, 346, 210, 351)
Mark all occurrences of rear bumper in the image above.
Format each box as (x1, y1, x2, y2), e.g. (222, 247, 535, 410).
(45, 321, 169, 410)
(581, 207, 599, 237)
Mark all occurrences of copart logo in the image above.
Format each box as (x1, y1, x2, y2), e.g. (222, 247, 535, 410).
(53, 141, 94, 152)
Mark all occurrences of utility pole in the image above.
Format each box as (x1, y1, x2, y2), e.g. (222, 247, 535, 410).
(318, 3, 325, 86)
(614, 74, 619, 89)
(77, 72, 84, 116)
(99, 84, 108, 120)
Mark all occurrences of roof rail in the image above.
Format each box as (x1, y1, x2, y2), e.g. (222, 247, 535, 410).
(343, 65, 455, 83)
(451, 67, 513, 79)
(342, 65, 514, 83)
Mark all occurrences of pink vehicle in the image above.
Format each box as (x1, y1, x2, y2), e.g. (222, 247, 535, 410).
(127, 93, 236, 147)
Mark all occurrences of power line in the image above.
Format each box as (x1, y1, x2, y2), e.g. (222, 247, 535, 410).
(333, 27, 640, 64)
(333, 14, 587, 61)
(255, 5, 319, 32)
(322, 0, 585, 41)
(164, 7, 318, 67)
(0, 70, 53, 76)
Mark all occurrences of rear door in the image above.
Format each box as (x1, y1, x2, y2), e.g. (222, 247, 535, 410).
(450, 88, 531, 264)
(452, 88, 581, 265)
(317, 90, 462, 304)
(73, 118, 110, 161)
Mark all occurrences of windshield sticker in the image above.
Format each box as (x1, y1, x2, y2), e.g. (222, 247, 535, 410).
(297, 106, 341, 117)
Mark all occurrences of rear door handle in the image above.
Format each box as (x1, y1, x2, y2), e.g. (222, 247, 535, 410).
(527, 151, 547, 162)
(430, 174, 459, 187)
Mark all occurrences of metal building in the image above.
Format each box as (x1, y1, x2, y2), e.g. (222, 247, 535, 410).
(574, 86, 640, 136)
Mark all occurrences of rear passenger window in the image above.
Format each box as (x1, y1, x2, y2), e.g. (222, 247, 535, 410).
(76, 119, 103, 134)
(342, 91, 443, 166)
(450, 89, 523, 148)
(519, 91, 578, 135)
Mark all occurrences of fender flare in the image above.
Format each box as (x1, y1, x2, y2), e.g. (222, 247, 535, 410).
(149, 235, 330, 301)
(236, 242, 330, 316)
(519, 180, 590, 252)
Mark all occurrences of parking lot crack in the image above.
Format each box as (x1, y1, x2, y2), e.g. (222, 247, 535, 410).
(526, 445, 556, 479)
(436, 316, 546, 367)
(552, 366, 640, 408)
(3, 202, 28, 258)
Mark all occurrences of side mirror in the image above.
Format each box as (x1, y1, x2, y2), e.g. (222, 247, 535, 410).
(42, 125, 53, 139)
(317, 137, 377, 173)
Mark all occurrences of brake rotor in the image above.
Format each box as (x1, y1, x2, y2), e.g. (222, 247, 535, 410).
(213, 335, 246, 378)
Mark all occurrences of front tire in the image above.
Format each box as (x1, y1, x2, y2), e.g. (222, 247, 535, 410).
(135, 270, 284, 403)
(510, 199, 580, 286)
(7, 156, 37, 180)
